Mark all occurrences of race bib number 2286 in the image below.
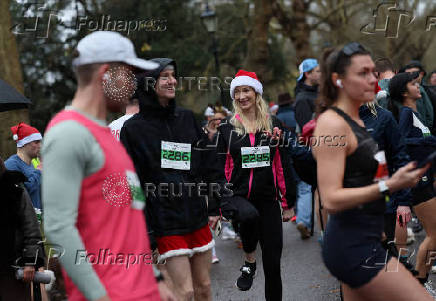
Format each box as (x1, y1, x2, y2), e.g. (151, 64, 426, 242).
(161, 141, 191, 170)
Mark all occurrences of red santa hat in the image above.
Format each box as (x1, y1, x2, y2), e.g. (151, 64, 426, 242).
(11, 122, 42, 147)
(269, 102, 279, 113)
(374, 81, 387, 101)
(230, 70, 263, 100)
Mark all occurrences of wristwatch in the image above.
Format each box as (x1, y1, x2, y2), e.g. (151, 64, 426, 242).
(378, 180, 390, 201)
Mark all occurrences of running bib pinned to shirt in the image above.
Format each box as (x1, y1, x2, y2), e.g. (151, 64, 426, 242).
(126, 170, 146, 210)
(241, 146, 270, 168)
(412, 113, 431, 137)
(161, 141, 191, 170)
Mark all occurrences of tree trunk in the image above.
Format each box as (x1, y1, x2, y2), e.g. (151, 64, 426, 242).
(245, 0, 273, 84)
(0, 0, 29, 159)
(271, 0, 312, 66)
(290, 0, 312, 64)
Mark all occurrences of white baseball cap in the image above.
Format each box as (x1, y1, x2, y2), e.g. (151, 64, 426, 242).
(72, 31, 158, 70)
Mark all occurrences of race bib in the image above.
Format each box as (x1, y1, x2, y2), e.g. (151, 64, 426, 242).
(126, 170, 146, 210)
(412, 113, 431, 137)
(241, 146, 270, 168)
(161, 141, 191, 170)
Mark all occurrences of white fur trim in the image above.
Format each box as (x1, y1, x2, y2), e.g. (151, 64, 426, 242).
(157, 239, 215, 261)
(17, 133, 42, 147)
(192, 239, 215, 253)
(230, 76, 263, 99)
(158, 248, 193, 261)
(376, 90, 387, 100)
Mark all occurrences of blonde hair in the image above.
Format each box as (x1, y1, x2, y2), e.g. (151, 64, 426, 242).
(230, 93, 272, 135)
(366, 100, 379, 117)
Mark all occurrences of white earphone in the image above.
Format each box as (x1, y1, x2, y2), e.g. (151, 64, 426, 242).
(336, 79, 343, 88)
(103, 72, 110, 81)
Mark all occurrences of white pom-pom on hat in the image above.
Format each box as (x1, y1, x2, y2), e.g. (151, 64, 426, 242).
(376, 90, 387, 101)
(13, 134, 18, 141)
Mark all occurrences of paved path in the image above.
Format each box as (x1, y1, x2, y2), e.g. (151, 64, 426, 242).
(210, 221, 434, 301)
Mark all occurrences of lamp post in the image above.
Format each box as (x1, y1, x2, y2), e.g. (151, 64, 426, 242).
(201, 4, 227, 108)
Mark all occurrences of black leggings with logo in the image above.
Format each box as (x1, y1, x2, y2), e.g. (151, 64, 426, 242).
(222, 196, 283, 301)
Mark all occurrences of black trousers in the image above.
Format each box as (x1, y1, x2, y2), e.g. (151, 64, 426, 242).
(222, 196, 283, 301)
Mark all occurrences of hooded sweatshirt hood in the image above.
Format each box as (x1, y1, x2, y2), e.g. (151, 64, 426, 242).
(137, 58, 177, 118)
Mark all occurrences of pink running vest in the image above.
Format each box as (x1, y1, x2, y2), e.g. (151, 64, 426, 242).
(46, 110, 160, 301)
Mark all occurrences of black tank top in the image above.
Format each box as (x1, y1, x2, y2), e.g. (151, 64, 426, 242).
(330, 107, 385, 215)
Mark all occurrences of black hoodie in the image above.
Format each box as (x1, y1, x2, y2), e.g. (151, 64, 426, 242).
(294, 81, 319, 129)
(121, 58, 219, 240)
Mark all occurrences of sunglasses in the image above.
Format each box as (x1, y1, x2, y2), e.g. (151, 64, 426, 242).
(333, 42, 368, 71)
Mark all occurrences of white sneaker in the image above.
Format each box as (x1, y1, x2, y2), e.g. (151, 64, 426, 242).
(424, 280, 436, 298)
(407, 227, 415, 245)
(211, 255, 220, 264)
(221, 226, 236, 240)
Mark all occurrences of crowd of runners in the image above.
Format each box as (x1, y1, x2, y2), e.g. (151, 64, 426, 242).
(2, 30, 436, 301)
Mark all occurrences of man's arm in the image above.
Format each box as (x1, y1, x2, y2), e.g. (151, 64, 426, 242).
(42, 121, 107, 301)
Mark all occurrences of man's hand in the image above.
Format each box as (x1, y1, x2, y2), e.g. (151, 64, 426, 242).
(22, 266, 35, 282)
(282, 208, 295, 222)
(208, 216, 220, 230)
(158, 282, 176, 301)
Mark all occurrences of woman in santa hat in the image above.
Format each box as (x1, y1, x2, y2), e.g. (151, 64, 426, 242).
(215, 70, 296, 300)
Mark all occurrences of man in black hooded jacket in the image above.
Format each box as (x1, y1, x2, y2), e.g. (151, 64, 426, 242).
(121, 58, 219, 301)
(0, 157, 45, 300)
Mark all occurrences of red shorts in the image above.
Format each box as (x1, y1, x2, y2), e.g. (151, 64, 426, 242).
(156, 225, 214, 261)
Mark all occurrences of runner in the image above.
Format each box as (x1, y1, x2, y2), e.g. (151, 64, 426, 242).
(42, 31, 174, 301)
(313, 42, 433, 300)
(120, 58, 219, 301)
(216, 70, 296, 300)
(108, 94, 139, 141)
(359, 99, 414, 272)
(388, 71, 436, 294)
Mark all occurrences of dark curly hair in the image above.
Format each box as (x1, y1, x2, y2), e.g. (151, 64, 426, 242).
(388, 71, 420, 121)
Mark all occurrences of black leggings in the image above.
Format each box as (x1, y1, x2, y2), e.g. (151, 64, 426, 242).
(222, 196, 283, 301)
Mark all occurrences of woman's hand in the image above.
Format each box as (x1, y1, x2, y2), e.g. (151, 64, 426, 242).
(387, 162, 430, 192)
(282, 208, 295, 222)
(208, 216, 220, 230)
(22, 266, 35, 282)
(396, 206, 412, 227)
(263, 127, 282, 141)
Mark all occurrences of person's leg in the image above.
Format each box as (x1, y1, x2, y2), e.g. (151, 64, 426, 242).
(230, 197, 260, 258)
(165, 255, 194, 301)
(343, 257, 433, 301)
(414, 197, 436, 279)
(190, 250, 212, 301)
(395, 219, 408, 250)
(296, 180, 312, 238)
(259, 200, 283, 301)
(227, 197, 260, 290)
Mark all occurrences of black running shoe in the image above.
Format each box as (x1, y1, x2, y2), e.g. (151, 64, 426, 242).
(236, 262, 256, 291)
